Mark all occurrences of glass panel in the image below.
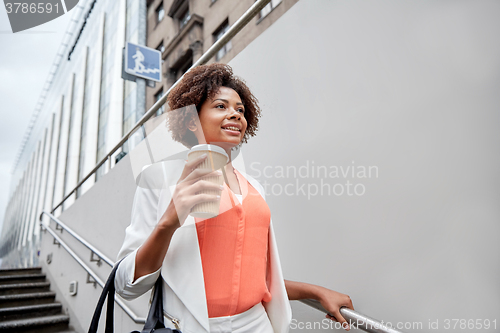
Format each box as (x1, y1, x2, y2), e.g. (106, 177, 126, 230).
(155, 89, 164, 115)
(179, 10, 190, 30)
(271, 0, 282, 9)
(157, 4, 164, 22)
(260, 3, 271, 18)
(214, 21, 230, 60)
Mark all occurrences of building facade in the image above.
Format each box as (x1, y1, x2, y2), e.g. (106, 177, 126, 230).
(145, 0, 299, 113)
(0, 0, 298, 268)
(0, 0, 146, 267)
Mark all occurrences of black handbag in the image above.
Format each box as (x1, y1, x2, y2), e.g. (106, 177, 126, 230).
(88, 260, 182, 333)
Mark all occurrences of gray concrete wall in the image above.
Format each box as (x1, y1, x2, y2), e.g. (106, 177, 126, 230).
(228, 0, 500, 332)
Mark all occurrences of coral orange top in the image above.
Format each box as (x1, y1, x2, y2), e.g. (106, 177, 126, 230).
(194, 169, 272, 318)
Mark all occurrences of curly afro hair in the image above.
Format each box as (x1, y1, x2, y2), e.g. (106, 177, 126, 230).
(166, 63, 261, 148)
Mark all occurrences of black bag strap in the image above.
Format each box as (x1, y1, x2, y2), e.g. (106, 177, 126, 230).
(141, 276, 165, 333)
(88, 259, 179, 333)
(88, 258, 123, 333)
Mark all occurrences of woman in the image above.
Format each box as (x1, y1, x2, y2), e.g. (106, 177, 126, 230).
(115, 63, 354, 333)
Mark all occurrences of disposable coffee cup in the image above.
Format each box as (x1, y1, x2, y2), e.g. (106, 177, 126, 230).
(187, 144, 229, 218)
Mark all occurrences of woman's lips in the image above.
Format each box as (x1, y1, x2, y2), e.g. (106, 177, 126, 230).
(222, 127, 241, 135)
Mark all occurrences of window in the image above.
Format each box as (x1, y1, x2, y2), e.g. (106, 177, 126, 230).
(258, 0, 282, 20)
(156, 41, 165, 64)
(167, 0, 190, 32)
(78, 47, 94, 196)
(155, 89, 165, 116)
(178, 8, 191, 30)
(156, 2, 165, 24)
(96, 11, 117, 181)
(157, 41, 165, 53)
(169, 51, 193, 85)
(213, 19, 232, 61)
(178, 57, 192, 78)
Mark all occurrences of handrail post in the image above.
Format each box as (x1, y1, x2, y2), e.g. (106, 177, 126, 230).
(40, 211, 114, 267)
(40, 221, 146, 323)
(106, 155, 111, 174)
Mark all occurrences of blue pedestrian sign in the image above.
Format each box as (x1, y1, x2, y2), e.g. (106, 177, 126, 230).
(125, 42, 162, 82)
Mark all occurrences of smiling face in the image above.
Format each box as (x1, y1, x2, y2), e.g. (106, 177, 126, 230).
(190, 86, 247, 154)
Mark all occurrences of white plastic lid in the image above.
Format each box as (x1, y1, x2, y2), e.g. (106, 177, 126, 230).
(188, 144, 229, 162)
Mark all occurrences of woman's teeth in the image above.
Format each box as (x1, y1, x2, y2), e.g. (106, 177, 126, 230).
(224, 126, 240, 131)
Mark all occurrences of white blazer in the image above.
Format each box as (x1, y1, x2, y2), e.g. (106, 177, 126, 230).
(115, 159, 292, 333)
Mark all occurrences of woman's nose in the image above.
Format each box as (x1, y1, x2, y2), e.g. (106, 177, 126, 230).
(227, 107, 240, 119)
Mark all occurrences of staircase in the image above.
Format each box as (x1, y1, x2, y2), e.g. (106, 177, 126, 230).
(0, 267, 76, 333)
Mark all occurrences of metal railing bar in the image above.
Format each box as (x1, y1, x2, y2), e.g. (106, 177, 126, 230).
(300, 299, 405, 333)
(41, 222, 146, 324)
(39, 213, 404, 331)
(50, 0, 273, 214)
(40, 211, 114, 267)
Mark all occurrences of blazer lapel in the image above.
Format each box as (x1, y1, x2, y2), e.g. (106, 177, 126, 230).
(161, 217, 210, 332)
(265, 219, 293, 333)
(159, 161, 210, 332)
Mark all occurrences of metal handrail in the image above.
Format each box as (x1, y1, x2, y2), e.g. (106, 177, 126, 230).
(41, 211, 405, 332)
(40, 222, 146, 324)
(40, 211, 113, 267)
(51, 0, 273, 214)
(300, 299, 405, 333)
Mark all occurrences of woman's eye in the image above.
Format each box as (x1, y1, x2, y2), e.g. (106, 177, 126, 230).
(216, 104, 225, 109)
(238, 109, 245, 113)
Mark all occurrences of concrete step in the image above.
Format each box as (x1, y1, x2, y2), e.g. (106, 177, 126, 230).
(0, 273, 46, 285)
(0, 267, 42, 276)
(0, 291, 56, 308)
(0, 303, 63, 321)
(0, 314, 70, 333)
(0, 268, 75, 332)
(0, 281, 51, 295)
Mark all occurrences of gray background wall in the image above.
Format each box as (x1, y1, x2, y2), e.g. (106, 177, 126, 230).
(40, 1, 500, 332)
(229, 0, 500, 331)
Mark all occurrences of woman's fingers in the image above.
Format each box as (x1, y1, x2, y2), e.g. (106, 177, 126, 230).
(172, 154, 227, 223)
(183, 168, 222, 185)
(179, 154, 209, 181)
(183, 179, 223, 195)
(172, 172, 223, 216)
(188, 192, 222, 207)
(331, 310, 350, 331)
(326, 314, 336, 321)
(347, 298, 354, 310)
(179, 180, 223, 209)
(325, 303, 353, 331)
(172, 191, 220, 219)
(185, 153, 208, 170)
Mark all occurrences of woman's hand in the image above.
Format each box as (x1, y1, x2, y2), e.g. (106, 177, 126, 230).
(134, 154, 222, 281)
(161, 153, 224, 227)
(284, 280, 354, 331)
(319, 287, 354, 330)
